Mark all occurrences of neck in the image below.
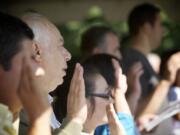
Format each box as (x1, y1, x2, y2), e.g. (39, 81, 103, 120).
(131, 34, 151, 56)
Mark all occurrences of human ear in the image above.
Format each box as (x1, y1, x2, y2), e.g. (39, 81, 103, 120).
(143, 23, 152, 35)
(32, 43, 42, 63)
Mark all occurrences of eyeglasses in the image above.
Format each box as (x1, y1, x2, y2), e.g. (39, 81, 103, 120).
(87, 87, 114, 101)
(87, 92, 114, 101)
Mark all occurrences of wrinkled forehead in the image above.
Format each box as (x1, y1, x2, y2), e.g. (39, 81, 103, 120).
(39, 20, 64, 45)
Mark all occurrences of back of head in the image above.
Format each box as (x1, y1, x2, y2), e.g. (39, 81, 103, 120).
(128, 3, 160, 36)
(80, 25, 116, 58)
(82, 54, 120, 96)
(0, 12, 34, 71)
(81, 54, 120, 117)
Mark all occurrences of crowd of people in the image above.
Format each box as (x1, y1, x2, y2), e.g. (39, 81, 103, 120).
(0, 2, 179, 135)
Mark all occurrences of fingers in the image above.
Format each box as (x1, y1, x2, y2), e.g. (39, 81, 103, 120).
(107, 104, 119, 124)
(68, 63, 84, 97)
(107, 104, 127, 135)
(137, 114, 157, 131)
(119, 75, 128, 94)
(79, 67, 85, 96)
(69, 63, 81, 92)
(112, 59, 122, 76)
(112, 59, 128, 93)
(72, 63, 85, 100)
(67, 63, 87, 124)
(166, 52, 180, 82)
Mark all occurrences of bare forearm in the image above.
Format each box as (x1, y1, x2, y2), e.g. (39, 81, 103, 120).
(114, 90, 131, 115)
(127, 92, 140, 115)
(141, 80, 171, 115)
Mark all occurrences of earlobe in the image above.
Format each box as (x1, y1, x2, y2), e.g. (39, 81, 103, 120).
(32, 43, 42, 63)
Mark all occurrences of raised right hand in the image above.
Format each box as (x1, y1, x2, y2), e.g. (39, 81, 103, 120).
(66, 63, 87, 125)
(165, 51, 180, 83)
(106, 104, 127, 135)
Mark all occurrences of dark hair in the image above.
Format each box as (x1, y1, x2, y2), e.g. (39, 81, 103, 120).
(81, 54, 120, 116)
(128, 3, 160, 36)
(80, 25, 117, 58)
(0, 12, 34, 71)
(52, 54, 120, 122)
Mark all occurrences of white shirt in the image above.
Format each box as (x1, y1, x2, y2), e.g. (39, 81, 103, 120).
(81, 132, 90, 135)
(48, 95, 61, 129)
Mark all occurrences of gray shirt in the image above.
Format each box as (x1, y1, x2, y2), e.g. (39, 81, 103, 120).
(122, 48, 160, 97)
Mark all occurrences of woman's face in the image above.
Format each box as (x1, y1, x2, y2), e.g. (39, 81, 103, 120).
(87, 74, 113, 126)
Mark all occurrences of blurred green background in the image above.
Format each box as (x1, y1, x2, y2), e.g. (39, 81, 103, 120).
(58, 5, 180, 58)
(2, 0, 180, 57)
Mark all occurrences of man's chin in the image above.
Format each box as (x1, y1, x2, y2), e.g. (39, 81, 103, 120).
(57, 81, 63, 87)
(48, 79, 63, 92)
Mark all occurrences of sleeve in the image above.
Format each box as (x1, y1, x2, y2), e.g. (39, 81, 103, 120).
(0, 104, 17, 135)
(53, 118, 83, 135)
(94, 113, 136, 135)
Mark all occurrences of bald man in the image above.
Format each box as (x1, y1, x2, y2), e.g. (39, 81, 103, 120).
(19, 13, 87, 135)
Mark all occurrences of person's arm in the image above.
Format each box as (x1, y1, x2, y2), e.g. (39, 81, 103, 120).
(141, 52, 180, 115)
(140, 80, 171, 115)
(126, 62, 143, 115)
(112, 59, 131, 115)
(137, 52, 180, 131)
(112, 59, 137, 135)
(53, 63, 87, 135)
(106, 104, 127, 135)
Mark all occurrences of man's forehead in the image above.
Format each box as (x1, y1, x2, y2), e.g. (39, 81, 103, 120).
(59, 34, 64, 44)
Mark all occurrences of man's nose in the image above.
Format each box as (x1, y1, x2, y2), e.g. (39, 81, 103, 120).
(64, 48, 71, 61)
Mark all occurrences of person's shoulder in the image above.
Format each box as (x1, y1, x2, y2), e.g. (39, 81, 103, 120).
(122, 48, 143, 67)
(123, 48, 143, 59)
(0, 103, 16, 135)
(0, 103, 13, 124)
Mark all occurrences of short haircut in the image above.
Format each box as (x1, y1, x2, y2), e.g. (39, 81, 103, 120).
(53, 54, 121, 122)
(82, 54, 120, 115)
(128, 3, 160, 36)
(0, 12, 34, 71)
(80, 25, 117, 57)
